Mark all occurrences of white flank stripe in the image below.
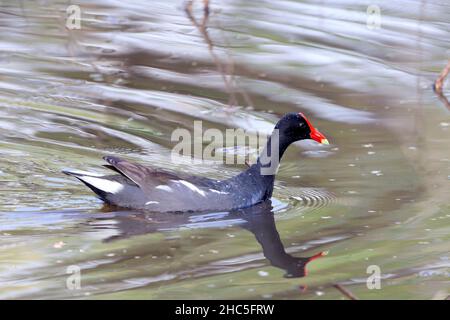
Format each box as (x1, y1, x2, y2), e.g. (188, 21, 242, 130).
(176, 180, 206, 197)
(156, 185, 173, 192)
(66, 169, 103, 177)
(145, 201, 159, 205)
(80, 176, 124, 194)
(209, 189, 229, 195)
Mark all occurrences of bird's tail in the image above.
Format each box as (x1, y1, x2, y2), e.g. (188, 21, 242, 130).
(63, 169, 120, 201)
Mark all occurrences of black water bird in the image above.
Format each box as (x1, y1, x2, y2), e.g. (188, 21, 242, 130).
(63, 113, 329, 212)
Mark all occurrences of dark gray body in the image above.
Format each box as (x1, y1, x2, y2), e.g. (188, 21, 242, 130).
(64, 156, 274, 212)
(63, 113, 326, 212)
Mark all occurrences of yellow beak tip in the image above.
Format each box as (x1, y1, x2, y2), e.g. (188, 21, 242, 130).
(321, 139, 330, 145)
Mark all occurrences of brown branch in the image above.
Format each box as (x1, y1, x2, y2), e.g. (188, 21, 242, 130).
(202, 0, 210, 19)
(333, 284, 359, 300)
(184, 0, 238, 107)
(434, 60, 450, 94)
(219, 23, 254, 108)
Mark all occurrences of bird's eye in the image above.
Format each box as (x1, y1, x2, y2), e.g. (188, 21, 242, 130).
(299, 122, 305, 128)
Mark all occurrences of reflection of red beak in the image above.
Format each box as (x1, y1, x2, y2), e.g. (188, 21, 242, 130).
(304, 251, 328, 276)
(307, 251, 328, 263)
(310, 129, 329, 145)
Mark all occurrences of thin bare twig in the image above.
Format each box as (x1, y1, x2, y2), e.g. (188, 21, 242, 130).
(333, 284, 359, 300)
(434, 60, 450, 94)
(184, 0, 239, 107)
(217, 18, 254, 108)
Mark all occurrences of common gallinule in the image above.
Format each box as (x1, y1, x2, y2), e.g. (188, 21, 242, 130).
(63, 112, 329, 212)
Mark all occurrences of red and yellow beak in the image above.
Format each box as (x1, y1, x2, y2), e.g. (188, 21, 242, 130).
(310, 129, 329, 145)
(299, 112, 329, 145)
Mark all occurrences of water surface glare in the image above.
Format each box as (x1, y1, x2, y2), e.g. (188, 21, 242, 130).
(0, 0, 449, 299)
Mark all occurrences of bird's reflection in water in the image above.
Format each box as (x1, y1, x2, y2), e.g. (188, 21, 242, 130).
(238, 202, 326, 278)
(95, 200, 326, 278)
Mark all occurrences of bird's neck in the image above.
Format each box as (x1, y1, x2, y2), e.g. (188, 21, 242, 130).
(255, 131, 291, 176)
(227, 131, 291, 201)
(245, 131, 290, 198)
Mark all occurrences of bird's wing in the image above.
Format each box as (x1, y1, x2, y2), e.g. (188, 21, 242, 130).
(102, 156, 217, 191)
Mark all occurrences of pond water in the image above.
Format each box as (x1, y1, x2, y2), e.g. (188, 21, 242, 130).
(0, 0, 449, 299)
